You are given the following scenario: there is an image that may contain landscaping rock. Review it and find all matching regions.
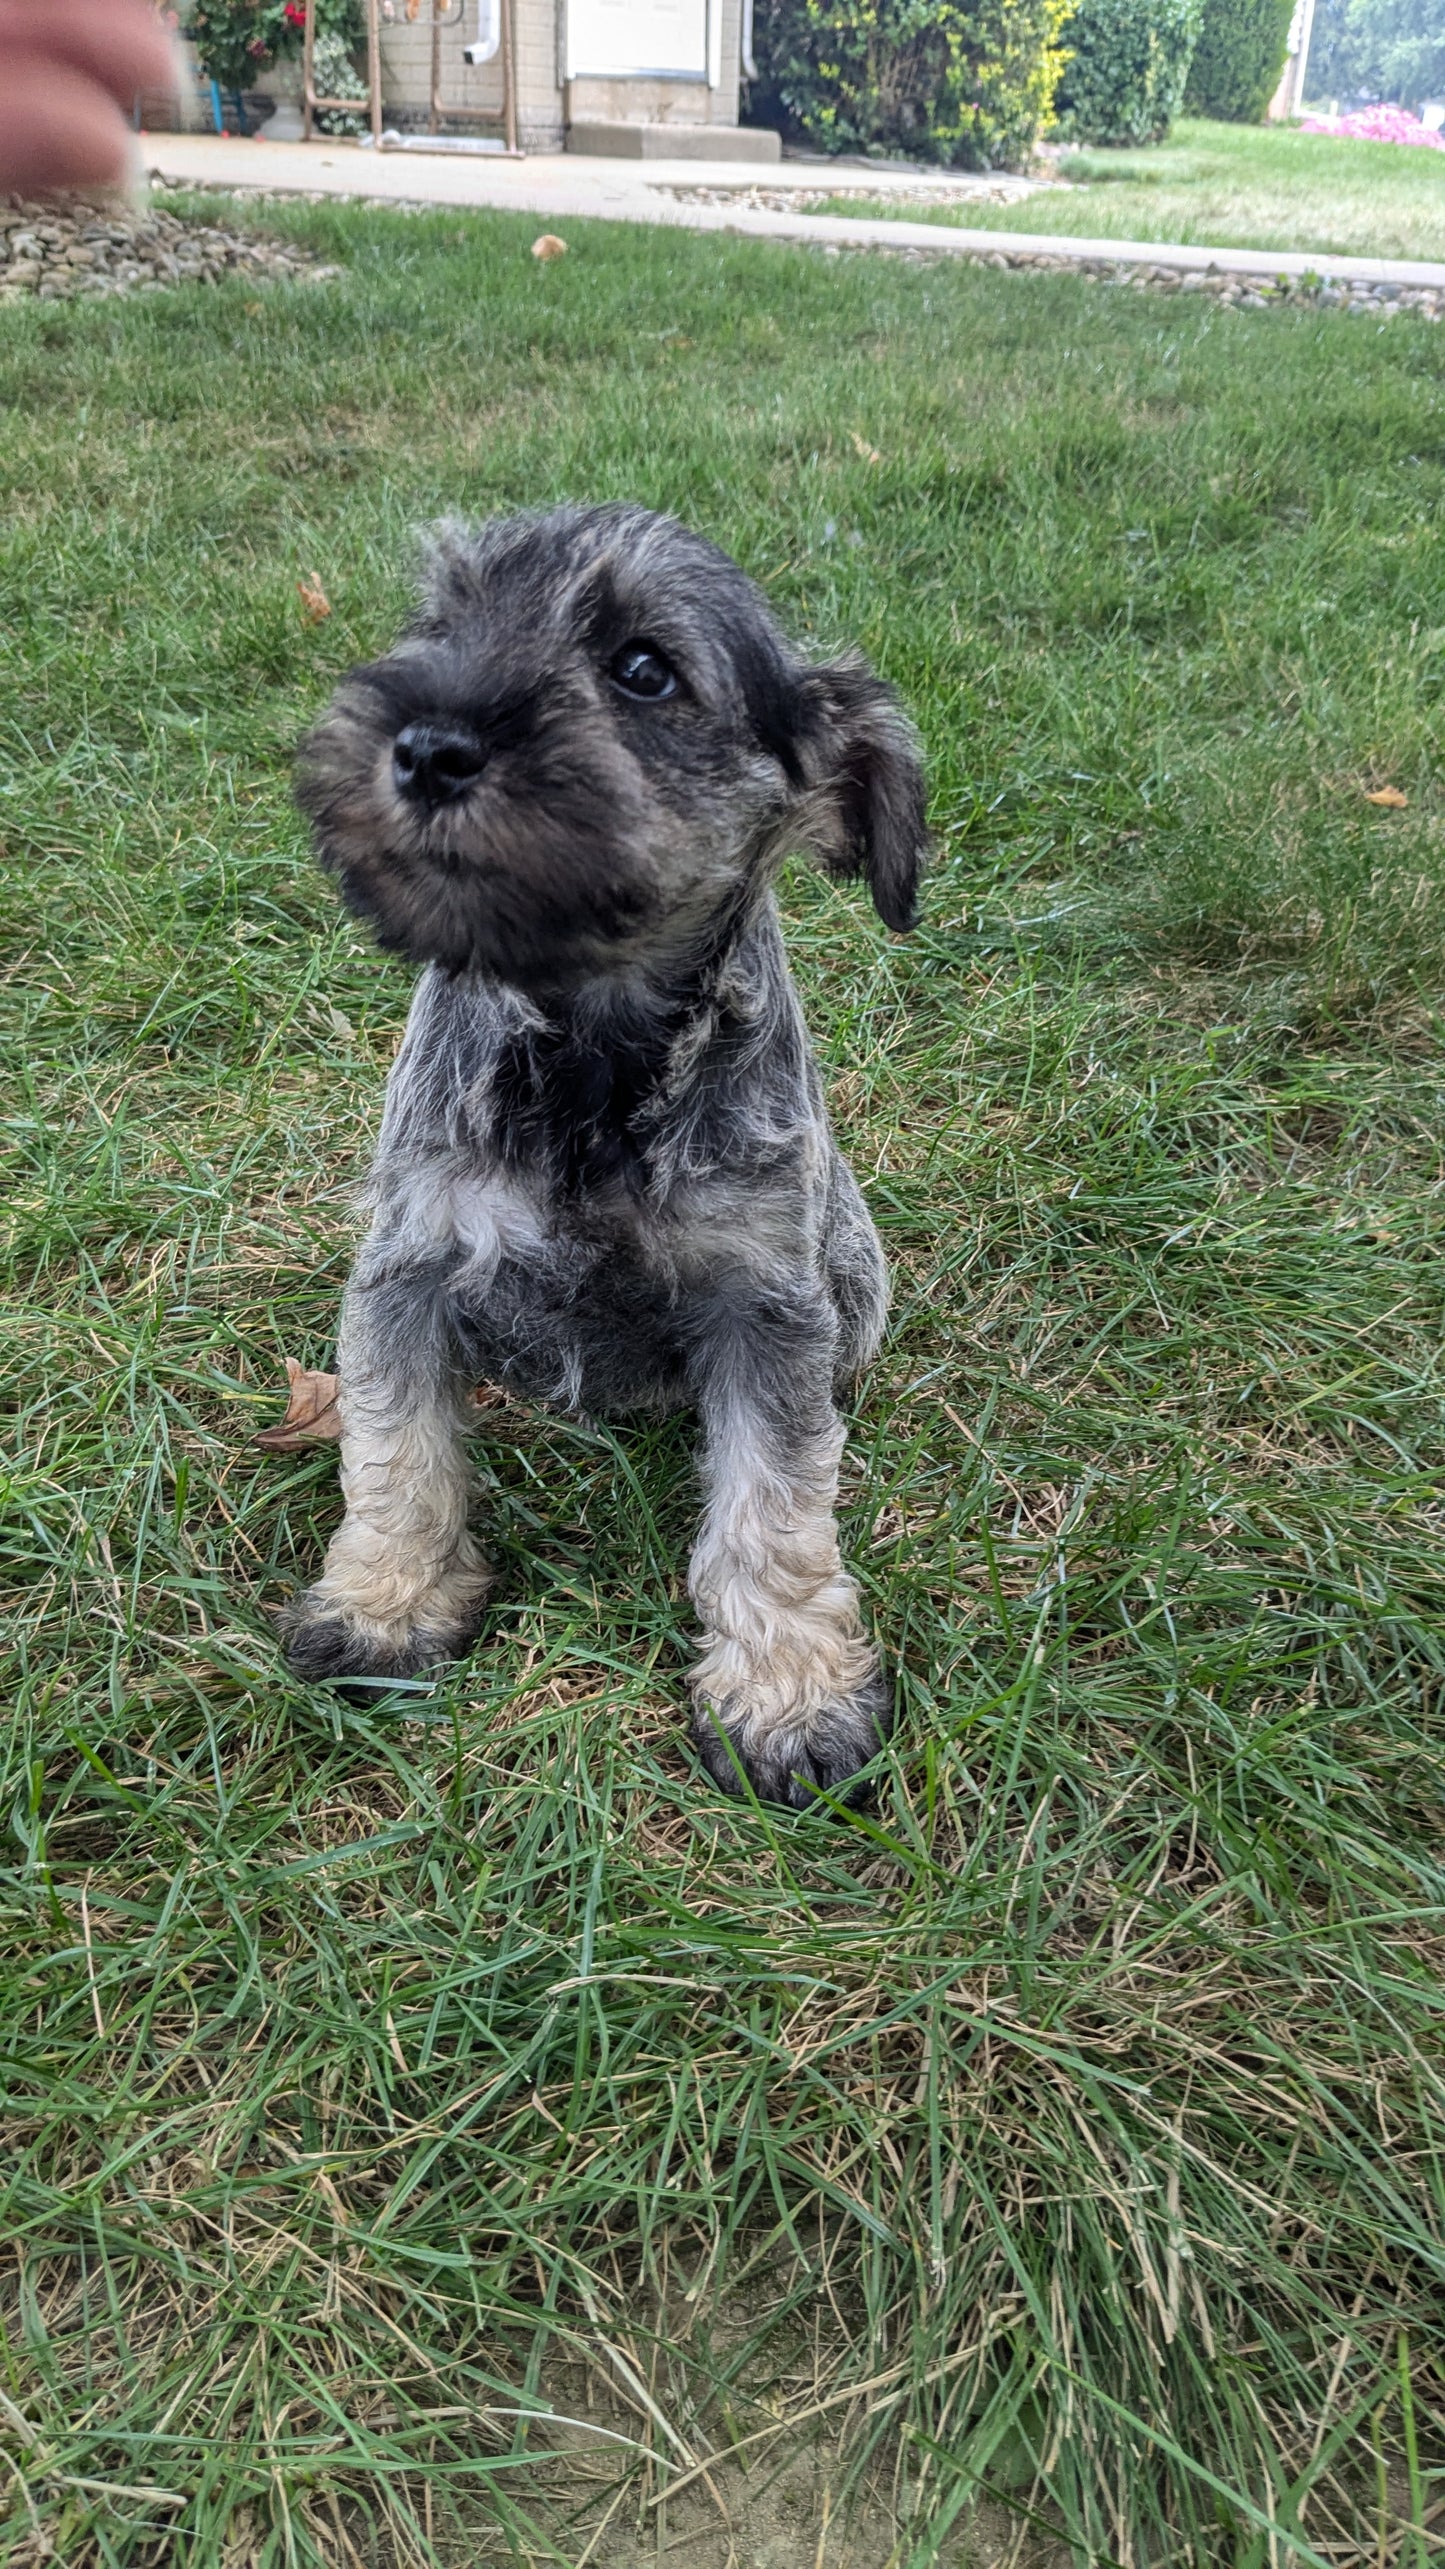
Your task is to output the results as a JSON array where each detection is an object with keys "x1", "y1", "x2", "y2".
[
  {"x1": 663, "y1": 185, "x2": 1445, "y2": 320},
  {"x1": 0, "y1": 194, "x2": 338, "y2": 305},
  {"x1": 671, "y1": 180, "x2": 1049, "y2": 217},
  {"x1": 849, "y1": 238, "x2": 1443, "y2": 319}
]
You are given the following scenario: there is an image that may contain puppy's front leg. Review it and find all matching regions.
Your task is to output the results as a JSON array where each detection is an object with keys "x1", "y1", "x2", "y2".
[
  {"x1": 687, "y1": 1290, "x2": 890, "y2": 1807},
  {"x1": 282, "y1": 1259, "x2": 489, "y2": 1690}
]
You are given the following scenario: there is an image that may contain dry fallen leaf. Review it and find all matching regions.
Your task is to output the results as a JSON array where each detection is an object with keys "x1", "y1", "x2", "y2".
[
  {"x1": 531, "y1": 234, "x2": 568, "y2": 262},
  {"x1": 297, "y1": 574, "x2": 331, "y2": 624},
  {"x1": 255, "y1": 1358, "x2": 342, "y2": 1451},
  {"x1": 849, "y1": 429, "x2": 882, "y2": 464},
  {"x1": 1364, "y1": 785, "x2": 1408, "y2": 807},
  {"x1": 244, "y1": 298, "x2": 263, "y2": 318},
  {"x1": 256, "y1": 1362, "x2": 500, "y2": 1454}
]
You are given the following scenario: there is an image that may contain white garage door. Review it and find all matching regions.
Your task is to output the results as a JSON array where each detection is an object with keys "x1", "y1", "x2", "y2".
[{"x1": 566, "y1": 0, "x2": 709, "y2": 79}]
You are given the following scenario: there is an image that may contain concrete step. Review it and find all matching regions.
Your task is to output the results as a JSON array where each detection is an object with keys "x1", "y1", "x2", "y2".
[{"x1": 565, "y1": 121, "x2": 780, "y2": 162}]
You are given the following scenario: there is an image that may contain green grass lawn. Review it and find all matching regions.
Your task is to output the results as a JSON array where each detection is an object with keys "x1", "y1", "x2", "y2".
[
  {"x1": 815, "y1": 117, "x2": 1445, "y2": 262},
  {"x1": 3, "y1": 195, "x2": 1445, "y2": 2569}
]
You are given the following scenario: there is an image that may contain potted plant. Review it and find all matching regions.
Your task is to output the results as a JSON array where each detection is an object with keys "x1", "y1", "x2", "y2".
[{"x1": 185, "y1": 0, "x2": 364, "y2": 134}]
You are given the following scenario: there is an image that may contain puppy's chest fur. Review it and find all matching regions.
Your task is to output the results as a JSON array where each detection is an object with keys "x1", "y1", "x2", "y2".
[
  {"x1": 487, "y1": 1011, "x2": 679, "y2": 1196},
  {"x1": 371, "y1": 955, "x2": 822, "y2": 1415},
  {"x1": 456, "y1": 1208, "x2": 687, "y2": 1415}
]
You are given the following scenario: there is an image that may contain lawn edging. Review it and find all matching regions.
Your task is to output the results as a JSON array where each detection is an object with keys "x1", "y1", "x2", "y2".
[
  {"x1": 139, "y1": 133, "x2": 1445, "y2": 297},
  {"x1": 689, "y1": 199, "x2": 1445, "y2": 289}
]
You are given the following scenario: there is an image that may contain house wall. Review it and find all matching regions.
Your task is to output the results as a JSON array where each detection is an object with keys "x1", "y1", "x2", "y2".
[
  {"x1": 567, "y1": 0, "x2": 742, "y2": 125},
  {"x1": 565, "y1": 0, "x2": 740, "y2": 123},
  {"x1": 375, "y1": 6, "x2": 565, "y2": 150},
  {"x1": 375, "y1": 2, "x2": 743, "y2": 145}
]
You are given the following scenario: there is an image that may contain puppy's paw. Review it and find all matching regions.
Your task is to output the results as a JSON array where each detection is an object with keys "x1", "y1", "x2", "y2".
[
  {"x1": 280, "y1": 1577, "x2": 489, "y2": 1700},
  {"x1": 690, "y1": 1657, "x2": 892, "y2": 1810}
]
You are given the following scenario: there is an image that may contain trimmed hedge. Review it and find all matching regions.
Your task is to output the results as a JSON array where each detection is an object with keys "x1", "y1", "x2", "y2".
[
  {"x1": 749, "y1": 0, "x2": 1072, "y2": 171},
  {"x1": 1055, "y1": 0, "x2": 1202, "y2": 143},
  {"x1": 1183, "y1": 0, "x2": 1295, "y2": 119}
]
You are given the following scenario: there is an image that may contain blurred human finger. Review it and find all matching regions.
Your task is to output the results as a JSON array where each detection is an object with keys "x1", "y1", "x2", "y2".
[
  {"x1": 0, "y1": 0, "x2": 178, "y2": 110},
  {"x1": 0, "y1": 1, "x2": 180, "y2": 193}
]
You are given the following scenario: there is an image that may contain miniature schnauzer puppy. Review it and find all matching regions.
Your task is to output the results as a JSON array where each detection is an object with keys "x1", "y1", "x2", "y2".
[{"x1": 283, "y1": 503, "x2": 927, "y2": 1807}]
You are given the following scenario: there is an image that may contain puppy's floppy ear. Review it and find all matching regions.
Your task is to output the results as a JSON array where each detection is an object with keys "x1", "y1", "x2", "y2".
[{"x1": 795, "y1": 654, "x2": 929, "y2": 933}]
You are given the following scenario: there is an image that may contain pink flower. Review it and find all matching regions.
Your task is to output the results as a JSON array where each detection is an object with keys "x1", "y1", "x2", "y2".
[{"x1": 1300, "y1": 105, "x2": 1445, "y2": 148}]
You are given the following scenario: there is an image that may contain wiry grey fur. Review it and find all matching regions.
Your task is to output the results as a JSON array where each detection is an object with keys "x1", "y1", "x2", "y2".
[{"x1": 282, "y1": 503, "x2": 928, "y2": 1807}]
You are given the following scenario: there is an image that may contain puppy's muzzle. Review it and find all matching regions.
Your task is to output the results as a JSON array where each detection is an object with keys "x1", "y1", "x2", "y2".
[{"x1": 392, "y1": 720, "x2": 489, "y2": 811}]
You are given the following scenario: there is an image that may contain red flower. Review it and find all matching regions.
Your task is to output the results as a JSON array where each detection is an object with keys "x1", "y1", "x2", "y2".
[{"x1": 284, "y1": 2, "x2": 306, "y2": 23}]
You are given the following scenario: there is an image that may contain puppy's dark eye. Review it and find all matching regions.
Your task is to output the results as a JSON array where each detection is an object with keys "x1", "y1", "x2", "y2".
[{"x1": 609, "y1": 641, "x2": 678, "y2": 702}]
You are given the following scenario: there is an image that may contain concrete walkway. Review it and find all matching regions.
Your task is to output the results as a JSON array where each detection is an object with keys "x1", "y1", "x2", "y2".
[{"x1": 140, "y1": 132, "x2": 1445, "y2": 292}]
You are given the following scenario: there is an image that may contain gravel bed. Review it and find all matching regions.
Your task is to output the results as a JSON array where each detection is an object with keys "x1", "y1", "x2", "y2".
[
  {"x1": 666, "y1": 188, "x2": 1445, "y2": 316},
  {"x1": 0, "y1": 195, "x2": 338, "y2": 304},
  {"x1": 666, "y1": 180, "x2": 1054, "y2": 213},
  {"x1": 928, "y1": 250, "x2": 1443, "y2": 315},
  {"x1": 942, "y1": 246, "x2": 1445, "y2": 315}
]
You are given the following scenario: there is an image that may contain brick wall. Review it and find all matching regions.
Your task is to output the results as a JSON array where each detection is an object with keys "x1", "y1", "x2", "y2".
[
  {"x1": 514, "y1": 0, "x2": 565, "y2": 146},
  {"x1": 376, "y1": 3, "x2": 743, "y2": 144},
  {"x1": 376, "y1": 4, "x2": 563, "y2": 149}
]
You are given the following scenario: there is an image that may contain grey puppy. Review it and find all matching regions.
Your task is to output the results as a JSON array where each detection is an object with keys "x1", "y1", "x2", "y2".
[{"x1": 283, "y1": 503, "x2": 927, "y2": 1807}]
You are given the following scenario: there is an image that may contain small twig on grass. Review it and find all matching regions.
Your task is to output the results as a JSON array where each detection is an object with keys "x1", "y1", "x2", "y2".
[{"x1": 79, "y1": 1875, "x2": 105, "y2": 2042}]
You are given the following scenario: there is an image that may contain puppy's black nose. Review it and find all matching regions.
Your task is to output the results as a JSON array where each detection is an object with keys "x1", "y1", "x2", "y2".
[{"x1": 392, "y1": 720, "x2": 488, "y2": 808}]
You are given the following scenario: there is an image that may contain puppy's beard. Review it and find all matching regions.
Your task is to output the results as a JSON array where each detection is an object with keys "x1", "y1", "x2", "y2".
[
  {"x1": 331, "y1": 792, "x2": 660, "y2": 989},
  {"x1": 306, "y1": 706, "x2": 779, "y2": 997}
]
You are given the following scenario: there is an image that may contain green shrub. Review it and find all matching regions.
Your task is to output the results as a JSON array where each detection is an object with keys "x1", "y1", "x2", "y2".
[
  {"x1": 1183, "y1": 0, "x2": 1295, "y2": 118},
  {"x1": 750, "y1": 0, "x2": 1073, "y2": 170},
  {"x1": 185, "y1": 0, "x2": 360, "y2": 93},
  {"x1": 1054, "y1": 0, "x2": 1202, "y2": 141},
  {"x1": 312, "y1": 27, "x2": 367, "y2": 134}
]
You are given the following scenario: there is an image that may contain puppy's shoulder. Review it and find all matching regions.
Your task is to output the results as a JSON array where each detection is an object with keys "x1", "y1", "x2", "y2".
[{"x1": 378, "y1": 967, "x2": 525, "y2": 1155}]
